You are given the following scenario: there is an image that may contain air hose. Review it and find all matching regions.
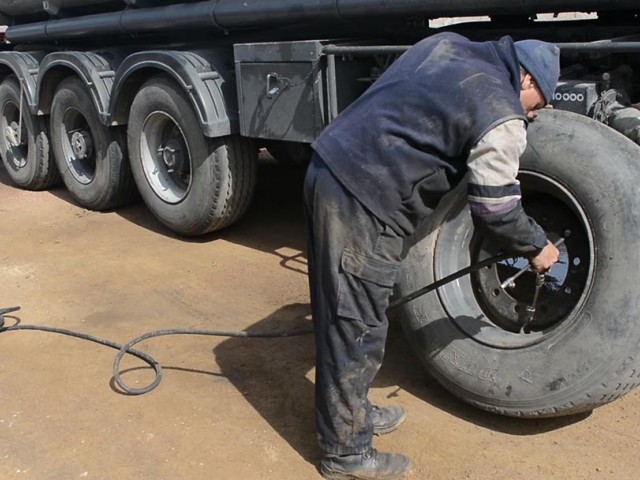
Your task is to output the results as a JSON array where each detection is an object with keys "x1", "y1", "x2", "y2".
[
  {"x1": 0, "y1": 250, "x2": 513, "y2": 396},
  {"x1": 0, "y1": 307, "x2": 315, "y2": 395}
]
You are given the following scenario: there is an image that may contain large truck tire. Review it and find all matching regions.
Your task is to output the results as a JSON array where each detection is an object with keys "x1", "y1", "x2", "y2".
[
  {"x1": 50, "y1": 76, "x2": 136, "y2": 210},
  {"x1": 396, "y1": 110, "x2": 640, "y2": 418},
  {"x1": 127, "y1": 75, "x2": 257, "y2": 236},
  {"x1": 0, "y1": 75, "x2": 59, "y2": 190}
]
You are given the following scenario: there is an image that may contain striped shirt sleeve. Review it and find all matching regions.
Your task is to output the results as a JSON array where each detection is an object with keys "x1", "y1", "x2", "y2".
[{"x1": 467, "y1": 119, "x2": 548, "y2": 255}]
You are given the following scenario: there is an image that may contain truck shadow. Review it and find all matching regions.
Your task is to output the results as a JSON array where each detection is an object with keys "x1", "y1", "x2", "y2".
[
  {"x1": 11, "y1": 152, "x2": 309, "y2": 263},
  {"x1": 220, "y1": 158, "x2": 308, "y2": 274},
  {"x1": 1, "y1": 152, "x2": 308, "y2": 278},
  {"x1": 115, "y1": 157, "x2": 310, "y2": 272},
  {"x1": 212, "y1": 302, "x2": 589, "y2": 466}
]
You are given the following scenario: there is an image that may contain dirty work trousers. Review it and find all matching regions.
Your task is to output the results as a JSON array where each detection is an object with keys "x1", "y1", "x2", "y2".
[{"x1": 304, "y1": 153, "x2": 405, "y2": 455}]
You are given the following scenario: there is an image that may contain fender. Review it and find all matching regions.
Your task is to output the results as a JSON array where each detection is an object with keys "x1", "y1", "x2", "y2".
[
  {"x1": 0, "y1": 51, "x2": 46, "y2": 115},
  {"x1": 109, "y1": 49, "x2": 238, "y2": 138},
  {"x1": 37, "y1": 50, "x2": 125, "y2": 124}
]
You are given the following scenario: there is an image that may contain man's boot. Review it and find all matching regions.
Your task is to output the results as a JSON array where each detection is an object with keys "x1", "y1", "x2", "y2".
[
  {"x1": 371, "y1": 405, "x2": 406, "y2": 436},
  {"x1": 320, "y1": 448, "x2": 410, "y2": 479}
]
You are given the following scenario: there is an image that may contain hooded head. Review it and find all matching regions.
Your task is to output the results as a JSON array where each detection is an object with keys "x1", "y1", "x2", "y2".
[{"x1": 515, "y1": 39, "x2": 561, "y2": 105}]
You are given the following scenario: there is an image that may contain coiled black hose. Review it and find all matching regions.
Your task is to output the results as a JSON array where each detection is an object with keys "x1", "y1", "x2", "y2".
[
  {"x1": 0, "y1": 250, "x2": 513, "y2": 395},
  {"x1": 0, "y1": 306, "x2": 313, "y2": 395}
]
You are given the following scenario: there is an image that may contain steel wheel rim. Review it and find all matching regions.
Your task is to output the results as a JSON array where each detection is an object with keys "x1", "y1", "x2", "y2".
[
  {"x1": 140, "y1": 111, "x2": 192, "y2": 204},
  {"x1": 1, "y1": 100, "x2": 28, "y2": 170},
  {"x1": 60, "y1": 107, "x2": 96, "y2": 185},
  {"x1": 434, "y1": 171, "x2": 595, "y2": 349}
]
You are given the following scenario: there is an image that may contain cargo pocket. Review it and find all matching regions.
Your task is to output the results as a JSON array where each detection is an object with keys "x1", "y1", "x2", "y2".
[{"x1": 336, "y1": 248, "x2": 401, "y2": 327}]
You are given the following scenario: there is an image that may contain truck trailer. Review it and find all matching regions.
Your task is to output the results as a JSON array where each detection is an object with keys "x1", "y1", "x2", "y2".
[{"x1": 1, "y1": 0, "x2": 640, "y2": 419}]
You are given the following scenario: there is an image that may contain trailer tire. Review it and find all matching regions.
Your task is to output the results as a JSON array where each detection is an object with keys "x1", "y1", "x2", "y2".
[
  {"x1": 0, "y1": 75, "x2": 59, "y2": 190},
  {"x1": 50, "y1": 76, "x2": 136, "y2": 210},
  {"x1": 127, "y1": 75, "x2": 257, "y2": 236},
  {"x1": 396, "y1": 110, "x2": 640, "y2": 417}
]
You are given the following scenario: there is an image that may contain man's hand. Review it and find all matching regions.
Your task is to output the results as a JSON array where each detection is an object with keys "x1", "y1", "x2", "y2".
[{"x1": 528, "y1": 240, "x2": 560, "y2": 272}]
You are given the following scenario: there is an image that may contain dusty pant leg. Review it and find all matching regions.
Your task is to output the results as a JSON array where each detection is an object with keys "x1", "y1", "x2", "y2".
[{"x1": 304, "y1": 153, "x2": 403, "y2": 455}]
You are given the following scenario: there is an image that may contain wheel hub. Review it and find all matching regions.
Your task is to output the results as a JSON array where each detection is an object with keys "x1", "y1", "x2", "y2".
[
  {"x1": 141, "y1": 111, "x2": 192, "y2": 204},
  {"x1": 70, "y1": 129, "x2": 93, "y2": 160},
  {"x1": 472, "y1": 194, "x2": 590, "y2": 334},
  {"x1": 5, "y1": 121, "x2": 25, "y2": 148},
  {"x1": 158, "y1": 138, "x2": 184, "y2": 173},
  {"x1": 431, "y1": 171, "x2": 594, "y2": 348}
]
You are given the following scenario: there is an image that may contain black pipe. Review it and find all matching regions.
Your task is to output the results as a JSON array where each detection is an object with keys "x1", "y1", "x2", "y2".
[
  {"x1": 41, "y1": 3, "x2": 223, "y2": 40},
  {"x1": 323, "y1": 42, "x2": 640, "y2": 56},
  {"x1": 44, "y1": 11, "x2": 125, "y2": 39},
  {"x1": 6, "y1": 0, "x2": 640, "y2": 44},
  {"x1": 555, "y1": 42, "x2": 640, "y2": 53},
  {"x1": 323, "y1": 46, "x2": 410, "y2": 55},
  {"x1": 0, "y1": 0, "x2": 112, "y2": 17}
]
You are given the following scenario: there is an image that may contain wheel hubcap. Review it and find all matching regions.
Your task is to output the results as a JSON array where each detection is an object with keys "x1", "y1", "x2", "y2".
[
  {"x1": 1, "y1": 102, "x2": 28, "y2": 169},
  {"x1": 60, "y1": 108, "x2": 96, "y2": 184},
  {"x1": 140, "y1": 112, "x2": 191, "y2": 204},
  {"x1": 5, "y1": 120, "x2": 25, "y2": 148},
  {"x1": 70, "y1": 129, "x2": 93, "y2": 160},
  {"x1": 158, "y1": 138, "x2": 184, "y2": 173}
]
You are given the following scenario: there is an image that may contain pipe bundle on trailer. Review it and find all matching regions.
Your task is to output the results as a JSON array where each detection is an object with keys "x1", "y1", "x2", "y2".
[
  {"x1": 3, "y1": 0, "x2": 639, "y2": 44},
  {"x1": 0, "y1": 0, "x2": 197, "y2": 17},
  {"x1": 0, "y1": 0, "x2": 109, "y2": 17}
]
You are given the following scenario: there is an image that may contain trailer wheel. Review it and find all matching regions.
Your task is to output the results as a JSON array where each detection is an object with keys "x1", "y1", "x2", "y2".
[
  {"x1": 127, "y1": 75, "x2": 257, "y2": 236},
  {"x1": 397, "y1": 110, "x2": 640, "y2": 417},
  {"x1": 0, "y1": 75, "x2": 59, "y2": 190},
  {"x1": 50, "y1": 76, "x2": 135, "y2": 210}
]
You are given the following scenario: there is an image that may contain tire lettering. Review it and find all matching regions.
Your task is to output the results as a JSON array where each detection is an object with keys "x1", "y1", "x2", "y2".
[
  {"x1": 441, "y1": 349, "x2": 497, "y2": 383},
  {"x1": 548, "y1": 358, "x2": 597, "y2": 391},
  {"x1": 519, "y1": 369, "x2": 533, "y2": 384},
  {"x1": 478, "y1": 368, "x2": 497, "y2": 383},
  {"x1": 616, "y1": 357, "x2": 637, "y2": 375},
  {"x1": 409, "y1": 306, "x2": 427, "y2": 324}
]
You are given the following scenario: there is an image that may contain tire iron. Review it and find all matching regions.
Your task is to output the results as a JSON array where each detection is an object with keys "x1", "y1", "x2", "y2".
[
  {"x1": 520, "y1": 272, "x2": 545, "y2": 334},
  {"x1": 500, "y1": 237, "x2": 565, "y2": 290}
]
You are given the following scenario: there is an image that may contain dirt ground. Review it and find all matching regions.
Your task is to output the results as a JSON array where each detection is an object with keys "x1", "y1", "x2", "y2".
[{"x1": 1, "y1": 159, "x2": 639, "y2": 480}]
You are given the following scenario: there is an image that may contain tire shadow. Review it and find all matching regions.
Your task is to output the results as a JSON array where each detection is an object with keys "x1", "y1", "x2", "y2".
[
  {"x1": 377, "y1": 311, "x2": 591, "y2": 436},
  {"x1": 2, "y1": 150, "x2": 310, "y2": 270},
  {"x1": 114, "y1": 156, "x2": 310, "y2": 257}
]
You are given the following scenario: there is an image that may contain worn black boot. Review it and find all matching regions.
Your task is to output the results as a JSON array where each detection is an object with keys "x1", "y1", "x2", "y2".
[
  {"x1": 371, "y1": 405, "x2": 406, "y2": 436},
  {"x1": 320, "y1": 448, "x2": 411, "y2": 480}
]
